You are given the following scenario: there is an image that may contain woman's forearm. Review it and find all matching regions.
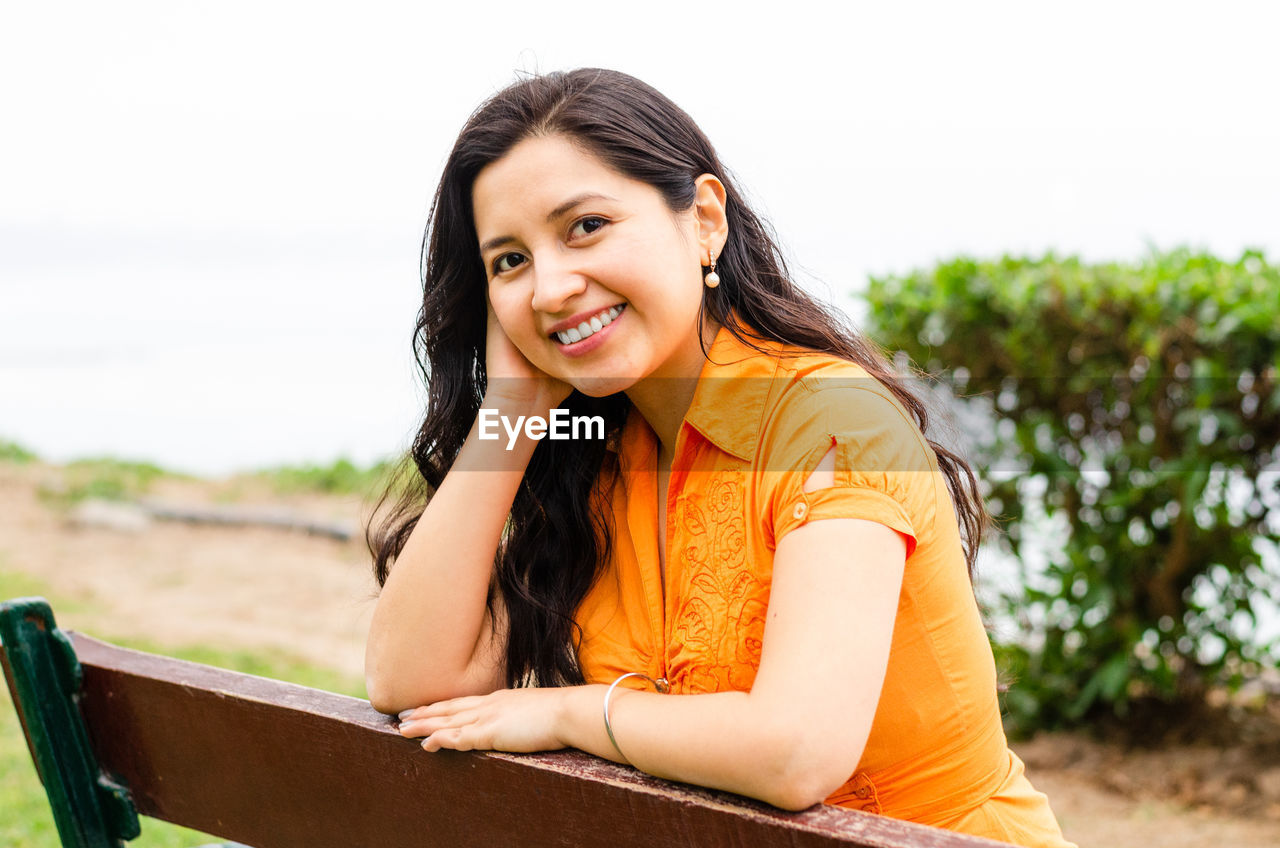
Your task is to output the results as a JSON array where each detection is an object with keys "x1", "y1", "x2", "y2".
[
  {"x1": 553, "y1": 520, "x2": 899, "y2": 810},
  {"x1": 365, "y1": 406, "x2": 537, "y2": 713},
  {"x1": 555, "y1": 685, "x2": 846, "y2": 812}
]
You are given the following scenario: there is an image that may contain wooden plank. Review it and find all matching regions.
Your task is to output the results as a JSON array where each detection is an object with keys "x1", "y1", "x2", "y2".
[{"x1": 70, "y1": 633, "x2": 1006, "y2": 848}]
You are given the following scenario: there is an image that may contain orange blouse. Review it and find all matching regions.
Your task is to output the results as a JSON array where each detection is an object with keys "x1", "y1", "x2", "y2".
[{"x1": 574, "y1": 322, "x2": 1075, "y2": 848}]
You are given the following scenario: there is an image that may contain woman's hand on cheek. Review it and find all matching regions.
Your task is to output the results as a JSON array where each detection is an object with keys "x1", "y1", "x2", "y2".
[
  {"x1": 483, "y1": 296, "x2": 573, "y2": 413},
  {"x1": 397, "y1": 688, "x2": 568, "y2": 754}
]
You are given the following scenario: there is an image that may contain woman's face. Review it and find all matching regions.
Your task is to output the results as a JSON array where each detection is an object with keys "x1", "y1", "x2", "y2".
[{"x1": 472, "y1": 134, "x2": 716, "y2": 399}]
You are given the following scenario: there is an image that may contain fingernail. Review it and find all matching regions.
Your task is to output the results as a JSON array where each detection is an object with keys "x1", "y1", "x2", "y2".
[{"x1": 398, "y1": 709, "x2": 415, "y2": 720}]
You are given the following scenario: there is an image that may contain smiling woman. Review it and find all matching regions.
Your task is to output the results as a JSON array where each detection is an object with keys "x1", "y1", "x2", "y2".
[{"x1": 363, "y1": 68, "x2": 1075, "y2": 847}]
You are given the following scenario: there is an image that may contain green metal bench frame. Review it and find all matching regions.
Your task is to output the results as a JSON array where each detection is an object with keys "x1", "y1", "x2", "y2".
[{"x1": 0, "y1": 597, "x2": 138, "y2": 847}]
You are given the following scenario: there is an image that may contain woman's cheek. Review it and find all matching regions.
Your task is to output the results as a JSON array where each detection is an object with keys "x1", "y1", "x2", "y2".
[{"x1": 491, "y1": 290, "x2": 533, "y2": 343}]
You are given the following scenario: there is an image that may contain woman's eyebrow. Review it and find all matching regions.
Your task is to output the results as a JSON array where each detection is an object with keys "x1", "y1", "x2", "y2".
[
  {"x1": 544, "y1": 192, "x2": 617, "y2": 223},
  {"x1": 478, "y1": 192, "x2": 618, "y2": 255}
]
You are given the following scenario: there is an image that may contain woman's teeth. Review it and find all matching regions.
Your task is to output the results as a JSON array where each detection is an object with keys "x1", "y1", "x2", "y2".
[{"x1": 556, "y1": 305, "x2": 623, "y2": 345}]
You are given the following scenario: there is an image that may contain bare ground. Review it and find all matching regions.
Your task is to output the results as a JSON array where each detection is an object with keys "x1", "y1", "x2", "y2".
[
  {"x1": 0, "y1": 462, "x2": 378, "y2": 678},
  {"x1": 2, "y1": 461, "x2": 1278, "y2": 848}
]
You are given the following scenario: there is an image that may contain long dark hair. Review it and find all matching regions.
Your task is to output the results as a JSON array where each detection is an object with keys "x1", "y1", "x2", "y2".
[{"x1": 369, "y1": 68, "x2": 988, "y2": 689}]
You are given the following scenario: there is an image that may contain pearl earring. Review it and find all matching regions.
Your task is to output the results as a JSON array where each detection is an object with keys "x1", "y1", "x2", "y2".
[{"x1": 704, "y1": 250, "x2": 720, "y2": 288}]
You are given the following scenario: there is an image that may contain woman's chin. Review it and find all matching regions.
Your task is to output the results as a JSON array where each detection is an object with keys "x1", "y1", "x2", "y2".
[{"x1": 571, "y1": 375, "x2": 637, "y2": 399}]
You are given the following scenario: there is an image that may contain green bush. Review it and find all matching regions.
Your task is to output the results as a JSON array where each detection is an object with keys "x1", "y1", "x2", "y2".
[{"x1": 865, "y1": 247, "x2": 1280, "y2": 734}]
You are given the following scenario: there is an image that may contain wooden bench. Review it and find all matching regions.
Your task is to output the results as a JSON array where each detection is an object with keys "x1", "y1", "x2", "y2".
[{"x1": 1, "y1": 597, "x2": 1007, "y2": 848}]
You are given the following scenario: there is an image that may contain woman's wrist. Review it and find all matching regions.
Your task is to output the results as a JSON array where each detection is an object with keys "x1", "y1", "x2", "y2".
[
  {"x1": 445, "y1": 403, "x2": 542, "y2": 471},
  {"x1": 470, "y1": 391, "x2": 578, "y2": 461},
  {"x1": 481, "y1": 383, "x2": 569, "y2": 419},
  {"x1": 479, "y1": 393, "x2": 544, "y2": 419},
  {"x1": 554, "y1": 684, "x2": 611, "y2": 756}
]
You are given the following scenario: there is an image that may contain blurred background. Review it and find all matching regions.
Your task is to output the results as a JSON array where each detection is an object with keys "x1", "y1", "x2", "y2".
[
  {"x1": 2, "y1": 2, "x2": 1278, "y2": 846},
  {"x1": 3, "y1": 0, "x2": 1277, "y2": 473}
]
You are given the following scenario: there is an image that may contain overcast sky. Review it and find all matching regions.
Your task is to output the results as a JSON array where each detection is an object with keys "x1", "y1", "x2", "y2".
[{"x1": 2, "y1": 1, "x2": 1278, "y2": 475}]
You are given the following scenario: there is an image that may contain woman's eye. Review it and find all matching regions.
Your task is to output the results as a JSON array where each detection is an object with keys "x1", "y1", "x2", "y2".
[
  {"x1": 570, "y1": 216, "x2": 607, "y2": 239},
  {"x1": 493, "y1": 253, "x2": 526, "y2": 275}
]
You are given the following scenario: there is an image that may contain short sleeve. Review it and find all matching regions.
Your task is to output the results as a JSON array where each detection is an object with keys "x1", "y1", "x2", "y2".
[{"x1": 765, "y1": 381, "x2": 935, "y2": 558}]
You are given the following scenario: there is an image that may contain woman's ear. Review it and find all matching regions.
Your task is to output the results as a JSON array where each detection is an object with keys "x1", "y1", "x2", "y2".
[{"x1": 692, "y1": 174, "x2": 729, "y2": 260}]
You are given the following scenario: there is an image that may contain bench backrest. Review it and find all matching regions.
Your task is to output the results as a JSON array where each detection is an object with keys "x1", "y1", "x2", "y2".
[{"x1": 2, "y1": 597, "x2": 1003, "y2": 848}]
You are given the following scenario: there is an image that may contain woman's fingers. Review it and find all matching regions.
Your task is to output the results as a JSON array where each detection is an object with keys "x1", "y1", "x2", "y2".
[
  {"x1": 422, "y1": 725, "x2": 478, "y2": 752},
  {"x1": 399, "y1": 687, "x2": 564, "y2": 754},
  {"x1": 399, "y1": 708, "x2": 481, "y2": 739},
  {"x1": 398, "y1": 695, "x2": 485, "y2": 722}
]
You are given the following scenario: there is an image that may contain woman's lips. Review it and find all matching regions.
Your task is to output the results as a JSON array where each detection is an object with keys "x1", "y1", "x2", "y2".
[{"x1": 553, "y1": 304, "x2": 625, "y2": 357}]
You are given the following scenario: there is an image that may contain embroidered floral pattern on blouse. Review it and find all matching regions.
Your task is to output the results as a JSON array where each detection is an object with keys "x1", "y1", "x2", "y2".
[{"x1": 668, "y1": 473, "x2": 768, "y2": 694}]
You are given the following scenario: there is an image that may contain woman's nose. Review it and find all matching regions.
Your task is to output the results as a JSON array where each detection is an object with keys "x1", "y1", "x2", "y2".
[{"x1": 529, "y1": 257, "x2": 589, "y2": 314}]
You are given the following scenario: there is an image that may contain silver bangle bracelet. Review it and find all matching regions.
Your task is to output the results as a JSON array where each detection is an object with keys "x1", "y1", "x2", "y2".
[{"x1": 602, "y1": 672, "x2": 669, "y2": 763}]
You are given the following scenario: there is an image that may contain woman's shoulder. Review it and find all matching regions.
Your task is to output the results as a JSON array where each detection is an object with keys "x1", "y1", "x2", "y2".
[
  {"x1": 699, "y1": 323, "x2": 936, "y2": 476},
  {"x1": 767, "y1": 340, "x2": 893, "y2": 399},
  {"x1": 762, "y1": 344, "x2": 934, "y2": 468}
]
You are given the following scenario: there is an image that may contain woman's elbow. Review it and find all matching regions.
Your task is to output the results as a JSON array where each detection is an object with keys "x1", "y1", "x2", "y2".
[
  {"x1": 364, "y1": 642, "x2": 438, "y2": 714},
  {"x1": 765, "y1": 766, "x2": 852, "y2": 812},
  {"x1": 366, "y1": 660, "x2": 502, "y2": 715},
  {"x1": 365, "y1": 670, "x2": 447, "y2": 716},
  {"x1": 364, "y1": 659, "x2": 433, "y2": 715},
  {"x1": 365, "y1": 671, "x2": 406, "y2": 716},
  {"x1": 762, "y1": 728, "x2": 865, "y2": 812}
]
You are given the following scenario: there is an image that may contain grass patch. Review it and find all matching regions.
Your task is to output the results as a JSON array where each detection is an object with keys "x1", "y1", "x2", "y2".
[
  {"x1": 0, "y1": 440, "x2": 37, "y2": 464},
  {"x1": 37, "y1": 457, "x2": 189, "y2": 507},
  {"x1": 251, "y1": 456, "x2": 405, "y2": 498},
  {"x1": 0, "y1": 571, "x2": 96, "y2": 618},
  {"x1": 10, "y1": 447, "x2": 414, "y2": 504}
]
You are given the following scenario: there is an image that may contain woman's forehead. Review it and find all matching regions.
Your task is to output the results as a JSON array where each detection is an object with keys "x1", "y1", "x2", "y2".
[{"x1": 472, "y1": 135, "x2": 643, "y2": 230}]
